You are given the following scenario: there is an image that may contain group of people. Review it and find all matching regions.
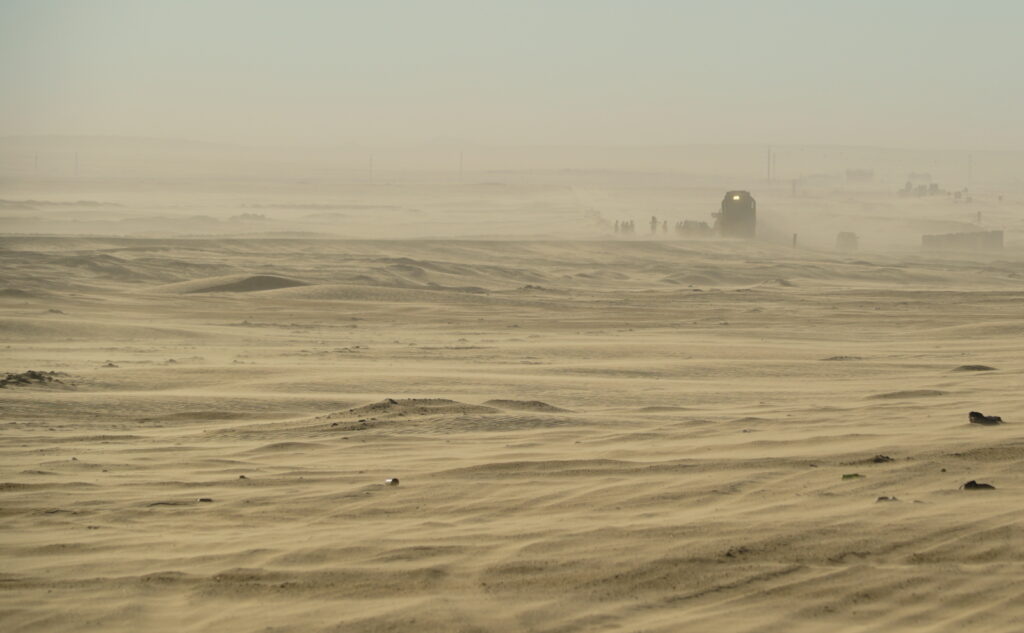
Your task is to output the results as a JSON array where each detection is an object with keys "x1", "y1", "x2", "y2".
[
  {"x1": 613, "y1": 219, "x2": 637, "y2": 234},
  {"x1": 613, "y1": 216, "x2": 670, "y2": 235}
]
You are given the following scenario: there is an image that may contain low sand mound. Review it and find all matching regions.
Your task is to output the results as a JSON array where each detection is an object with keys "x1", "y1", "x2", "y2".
[
  {"x1": 374, "y1": 256, "x2": 549, "y2": 289},
  {"x1": 137, "y1": 410, "x2": 249, "y2": 424},
  {"x1": 268, "y1": 283, "x2": 500, "y2": 304},
  {"x1": 55, "y1": 254, "x2": 157, "y2": 282},
  {"x1": 0, "y1": 288, "x2": 38, "y2": 298},
  {"x1": 342, "y1": 398, "x2": 499, "y2": 419},
  {"x1": 574, "y1": 270, "x2": 630, "y2": 281},
  {"x1": 156, "y1": 274, "x2": 308, "y2": 294},
  {"x1": 756, "y1": 277, "x2": 796, "y2": 288},
  {"x1": 660, "y1": 269, "x2": 806, "y2": 288},
  {"x1": 187, "y1": 275, "x2": 308, "y2": 293},
  {"x1": 0, "y1": 317, "x2": 217, "y2": 341},
  {"x1": 869, "y1": 389, "x2": 946, "y2": 399},
  {"x1": 246, "y1": 441, "x2": 325, "y2": 453},
  {"x1": 483, "y1": 399, "x2": 569, "y2": 412}
]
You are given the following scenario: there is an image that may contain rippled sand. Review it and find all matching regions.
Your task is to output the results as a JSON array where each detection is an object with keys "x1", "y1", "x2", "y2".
[{"x1": 2, "y1": 236, "x2": 1023, "y2": 632}]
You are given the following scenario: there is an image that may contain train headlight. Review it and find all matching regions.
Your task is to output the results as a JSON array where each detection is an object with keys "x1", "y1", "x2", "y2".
[{"x1": 732, "y1": 195, "x2": 741, "y2": 200}]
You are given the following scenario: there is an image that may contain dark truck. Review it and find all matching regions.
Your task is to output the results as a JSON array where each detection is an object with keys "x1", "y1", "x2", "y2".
[{"x1": 714, "y1": 190, "x2": 756, "y2": 238}]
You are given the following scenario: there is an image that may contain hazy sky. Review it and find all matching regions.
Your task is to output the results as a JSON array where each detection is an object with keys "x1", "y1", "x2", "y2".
[{"x1": 2, "y1": 0, "x2": 1022, "y2": 149}]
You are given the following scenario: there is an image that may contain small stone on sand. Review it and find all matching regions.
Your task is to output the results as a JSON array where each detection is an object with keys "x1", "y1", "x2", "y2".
[{"x1": 969, "y1": 411, "x2": 1003, "y2": 425}]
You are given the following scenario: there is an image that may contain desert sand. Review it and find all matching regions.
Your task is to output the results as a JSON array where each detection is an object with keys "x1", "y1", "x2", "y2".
[
  {"x1": 2, "y1": 201, "x2": 1023, "y2": 633},
  {"x1": 5, "y1": 1, "x2": 1024, "y2": 628}
]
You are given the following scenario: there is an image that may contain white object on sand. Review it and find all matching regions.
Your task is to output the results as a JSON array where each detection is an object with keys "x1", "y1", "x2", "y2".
[{"x1": 384, "y1": 478, "x2": 400, "y2": 486}]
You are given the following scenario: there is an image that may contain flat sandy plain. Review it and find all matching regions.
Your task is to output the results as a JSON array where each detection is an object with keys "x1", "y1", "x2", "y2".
[{"x1": 2, "y1": 232, "x2": 1024, "y2": 632}]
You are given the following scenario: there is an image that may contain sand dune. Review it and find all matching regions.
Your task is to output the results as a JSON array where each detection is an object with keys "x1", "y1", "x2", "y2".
[
  {"x1": 159, "y1": 274, "x2": 309, "y2": 294},
  {"x1": 2, "y1": 235, "x2": 1023, "y2": 633},
  {"x1": 267, "y1": 283, "x2": 499, "y2": 303},
  {"x1": 484, "y1": 399, "x2": 569, "y2": 412}
]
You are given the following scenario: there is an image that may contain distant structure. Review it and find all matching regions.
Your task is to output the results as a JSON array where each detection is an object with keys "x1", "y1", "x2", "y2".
[
  {"x1": 836, "y1": 232, "x2": 859, "y2": 252},
  {"x1": 922, "y1": 230, "x2": 1003, "y2": 252},
  {"x1": 900, "y1": 173, "x2": 949, "y2": 198},
  {"x1": 845, "y1": 169, "x2": 874, "y2": 184},
  {"x1": 713, "y1": 191, "x2": 756, "y2": 238},
  {"x1": 953, "y1": 188, "x2": 973, "y2": 203}
]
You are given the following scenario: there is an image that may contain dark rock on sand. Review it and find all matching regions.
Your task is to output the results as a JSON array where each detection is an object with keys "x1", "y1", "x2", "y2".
[
  {"x1": 969, "y1": 411, "x2": 1003, "y2": 425},
  {"x1": 953, "y1": 365, "x2": 996, "y2": 372},
  {"x1": 961, "y1": 480, "x2": 996, "y2": 490},
  {"x1": 723, "y1": 546, "x2": 751, "y2": 558},
  {"x1": 0, "y1": 370, "x2": 65, "y2": 388}
]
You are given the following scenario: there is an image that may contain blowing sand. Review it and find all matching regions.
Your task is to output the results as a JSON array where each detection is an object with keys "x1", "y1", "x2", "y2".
[{"x1": 2, "y1": 236, "x2": 1023, "y2": 632}]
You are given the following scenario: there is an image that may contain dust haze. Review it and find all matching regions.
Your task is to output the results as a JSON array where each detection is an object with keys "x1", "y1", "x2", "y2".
[{"x1": 3, "y1": 2, "x2": 1024, "y2": 633}]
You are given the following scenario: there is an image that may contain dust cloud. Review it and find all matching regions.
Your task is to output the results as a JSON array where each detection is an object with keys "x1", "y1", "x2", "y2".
[{"x1": 3, "y1": 3, "x2": 1024, "y2": 633}]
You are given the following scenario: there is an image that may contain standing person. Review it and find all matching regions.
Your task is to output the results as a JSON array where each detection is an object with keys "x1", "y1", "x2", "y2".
[{"x1": 650, "y1": 216, "x2": 658, "y2": 234}]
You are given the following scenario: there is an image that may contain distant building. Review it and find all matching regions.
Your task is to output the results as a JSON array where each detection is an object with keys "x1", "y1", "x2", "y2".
[{"x1": 845, "y1": 169, "x2": 874, "y2": 183}]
